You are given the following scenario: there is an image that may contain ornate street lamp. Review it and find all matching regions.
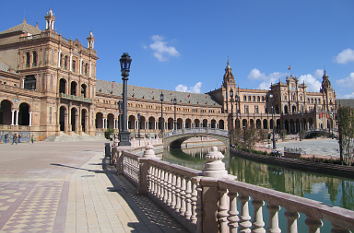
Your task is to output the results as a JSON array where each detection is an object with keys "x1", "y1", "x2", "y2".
[
  {"x1": 230, "y1": 89, "x2": 234, "y2": 131},
  {"x1": 269, "y1": 94, "x2": 276, "y2": 149},
  {"x1": 173, "y1": 97, "x2": 177, "y2": 130},
  {"x1": 118, "y1": 53, "x2": 132, "y2": 146},
  {"x1": 229, "y1": 89, "x2": 235, "y2": 146},
  {"x1": 160, "y1": 92, "x2": 164, "y2": 137}
]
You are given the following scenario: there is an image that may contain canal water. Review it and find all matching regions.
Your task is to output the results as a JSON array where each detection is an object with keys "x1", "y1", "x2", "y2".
[{"x1": 162, "y1": 145, "x2": 354, "y2": 232}]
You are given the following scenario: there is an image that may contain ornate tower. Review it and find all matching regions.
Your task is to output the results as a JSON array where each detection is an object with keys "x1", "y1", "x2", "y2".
[
  {"x1": 320, "y1": 70, "x2": 335, "y2": 111},
  {"x1": 87, "y1": 32, "x2": 95, "y2": 49},
  {"x1": 45, "y1": 9, "x2": 55, "y2": 31},
  {"x1": 222, "y1": 60, "x2": 237, "y2": 113}
]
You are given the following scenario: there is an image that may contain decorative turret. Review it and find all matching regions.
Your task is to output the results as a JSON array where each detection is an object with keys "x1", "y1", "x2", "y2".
[
  {"x1": 87, "y1": 32, "x2": 95, "y2": 49},
  {"x1": 222, "y1": 59, "x2": 236, "y2": 88},
  {"x1": 320, "y1": 70, "x2": 332, "y2": 93},
  {"x1": 45, "y1": 9, "x2": 55, "y2": 31}
]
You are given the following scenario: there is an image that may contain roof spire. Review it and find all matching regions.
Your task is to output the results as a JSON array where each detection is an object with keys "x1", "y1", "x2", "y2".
[
  {"x1": 45, "y1": 9, "x2": 55, "y2": 31},
  {"x1": 22, "y1": 17, "x2": 27, "y2": 24},
  {"x1": 226, "y1": 56, "x2": 231, "y2": 69}
]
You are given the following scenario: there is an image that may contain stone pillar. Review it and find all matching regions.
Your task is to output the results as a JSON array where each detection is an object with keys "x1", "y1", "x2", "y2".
[
  {"x1": 15, "y1": 110, "x2": 19, "y2": 125},
  {"x1": 11, "y1": 109, "x2": 15, "y2": 125},
  {"x1": 29, "y1": 112, "x2": 32, "y2": 127},
  {"x1": 202, "y1": 147, "x2": 227, "y2": 178}
]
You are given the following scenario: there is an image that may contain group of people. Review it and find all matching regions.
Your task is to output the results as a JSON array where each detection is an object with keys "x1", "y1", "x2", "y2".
[{"x1": 6, "y1": 134, "x2": 35, "y2": 144}]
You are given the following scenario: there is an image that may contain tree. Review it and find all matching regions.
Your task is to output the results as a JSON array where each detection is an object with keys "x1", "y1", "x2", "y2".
[
  {"x1": 243, "y1": 127, "x2": 258, "y2": 150},
  {"x1": 337, "y1": 106, "x2": 354, "y2": 165}
]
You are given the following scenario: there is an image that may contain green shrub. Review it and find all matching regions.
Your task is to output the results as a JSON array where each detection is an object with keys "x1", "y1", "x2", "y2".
[{"x1": 104, "y1": 128, "x2": 114, "y2": 140}]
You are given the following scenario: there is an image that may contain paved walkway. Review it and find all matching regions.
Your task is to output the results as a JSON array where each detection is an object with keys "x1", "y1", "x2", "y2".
[{"x1": 0, "y1": 141, "x2": 185, "y2": 233}]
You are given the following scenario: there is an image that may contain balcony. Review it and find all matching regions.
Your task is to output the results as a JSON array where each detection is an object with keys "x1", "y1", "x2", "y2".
[{"x1": 59, "y1": 93, "x2": 92, "y2": 104}]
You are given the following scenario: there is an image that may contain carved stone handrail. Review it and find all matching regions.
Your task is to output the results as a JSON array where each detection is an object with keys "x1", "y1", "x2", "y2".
[{"x1": 114, "y1": 147, "x2": 354, "y2": 233}]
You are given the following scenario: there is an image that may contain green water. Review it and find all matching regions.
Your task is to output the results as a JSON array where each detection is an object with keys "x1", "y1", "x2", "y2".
[{"x1": 162, "y1": 146, "x2": 354, "y2": 232}]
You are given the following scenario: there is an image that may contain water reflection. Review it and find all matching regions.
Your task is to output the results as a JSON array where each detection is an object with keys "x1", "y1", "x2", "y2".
[{"x1": 163, "y1": 146, "x2": 354, "y2": 211}]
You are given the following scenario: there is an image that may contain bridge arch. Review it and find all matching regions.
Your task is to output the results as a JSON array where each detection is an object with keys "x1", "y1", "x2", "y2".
[{"x1": 163, "y1": 128, "x2": 230, "y2": 150}]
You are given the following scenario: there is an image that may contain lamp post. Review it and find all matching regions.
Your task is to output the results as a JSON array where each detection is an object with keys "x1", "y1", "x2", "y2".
[
  {"x1": 160, "y1": 92, "x2": 164, "y2": 137},
  {"x1": 118, "y1": 53, "x2": 132, "y2": 146},
  {"x1": 235, "y1": 95, "x2": 240, "y2": 125},
  {"x1": 229, "y1": 90, "x2": 234, "y2": 146},
  {"x1": 117, "y1": 100, "x2": 122, "y2": 136},
  {"x1": 137, "y1": 113, "x2": 141, "y2": 146},
  {"x1": 269, "y1": 94, "x2": 276, "y2": 149},
  {"x1": 173, "y1": 97, "x2": 177, "y2": 131}
]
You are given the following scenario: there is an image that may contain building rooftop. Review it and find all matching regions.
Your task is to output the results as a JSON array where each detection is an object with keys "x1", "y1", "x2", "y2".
[
  {"x1": 0, "y1": 19, "x2": 41, "y2": 36},
  {"x1": 96, "y1": 80, "x2": 221, "y2": 107}
]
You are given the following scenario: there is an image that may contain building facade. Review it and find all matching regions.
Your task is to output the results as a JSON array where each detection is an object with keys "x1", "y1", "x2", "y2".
[{"x1": 0, "y1": 11, "x2": 337, "y2": 141}]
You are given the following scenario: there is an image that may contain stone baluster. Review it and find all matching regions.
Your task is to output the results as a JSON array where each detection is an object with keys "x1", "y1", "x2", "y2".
[
  {"x1": 239, "y1": 194, "x2": 252, "y2": 233},
  {"x1": 175, "y1": 175, "x2": 182, "y2": 213},
  {"x1": 167, "y1": 172, "x2": 173, "y2": 207},
  {"x1": 184, "y1": 179, "x2": 192, "y2": 220},
  {"x1": 163, "y1": 171, "x2": 169, "y2": 203},
  {"x1": 251, "y1": 200, "x2": 265, "y2": 233},
  {"x1": 171, "y1": 173, "x2": 177, "y2": 208},
  {"x1": 190, "y1": 178, "x2": 199, "y2": 224},
  {"x1": 228, "y1": 191, "x2": 239, "y2": 233},
  {"x1": 152, "y1": 166, "x2": 158, "y2": 196},
  {"x1": 159, "y1": 169, "x2": 165, "y2": 200},
  {"x1": 267, "y1": 204, "x2": 281, "y2": 233},
  {"x1": 331, "y1": 223, "x2": 351, "y2": 233},
  {"x1": 217, "y1": 187, "x2": 229, "y2": 233},
  {"x1": 148, "y1": 166, "x2": 154, "y2": 193},
  {"x1": 156, "y1": 168, "x2": 161, "y2": 198},
  {"x1": 305, "y1": 216, "x2": 323, "y2": 233},
  {"x1": 285, "y1": 210, "x2": 299, "y2": 233},
  {"x1": 180, "y1": 177, "x2": 187, "y2": 216}
]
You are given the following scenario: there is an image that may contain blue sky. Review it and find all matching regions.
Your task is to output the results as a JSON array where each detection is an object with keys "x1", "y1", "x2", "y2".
[{"x1": 2, "y1": 0, "x2": 354, "y2": 98}]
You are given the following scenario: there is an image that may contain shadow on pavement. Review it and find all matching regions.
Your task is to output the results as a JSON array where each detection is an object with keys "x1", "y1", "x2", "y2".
[
  {"x1": 102, "y1": 158, "x2": 187, "y2": 233},
  {"x1": 50, "y1": 163, "x2": 105, "y2": 174}
]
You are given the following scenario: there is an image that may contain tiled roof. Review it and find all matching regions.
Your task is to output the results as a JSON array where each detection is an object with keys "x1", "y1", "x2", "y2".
[
  {"x1": 96, "y1": 80, "x2": 221, "y2": 107},
  {"x1": 337, "y1": 99, "x2": 354, "y2": 108},
  {"x1": 0, "y1": 20, "x2": 41, "y2": 35},
  {"x1": 0, "y1": 60, "x2": 16, "y2": 74}
]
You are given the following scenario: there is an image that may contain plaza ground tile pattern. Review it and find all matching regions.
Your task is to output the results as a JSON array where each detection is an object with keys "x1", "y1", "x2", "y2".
[{"x1": 0, "y1": 142, "x2": 185, "y2": 233}]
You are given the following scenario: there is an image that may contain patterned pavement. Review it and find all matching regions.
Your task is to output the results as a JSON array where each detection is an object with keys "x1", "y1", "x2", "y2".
[{"x1": 0, "y1": 181, "x2": 68, "y2": 233}]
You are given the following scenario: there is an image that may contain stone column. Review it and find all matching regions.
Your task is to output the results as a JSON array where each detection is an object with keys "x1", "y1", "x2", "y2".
[
  {"x1": 11, "y1": 110, "x2": 15, "y2": 125},
  {"x1": 15, "y1": 110, "x2": 19, "y2": 125},
  {"x1": 29, "y1": 112, "x2": 32, "y2": 127}
]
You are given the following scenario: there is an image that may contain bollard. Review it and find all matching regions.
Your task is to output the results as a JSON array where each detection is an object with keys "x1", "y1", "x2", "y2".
[
  {"x1": 202, "y1": 146, "x2": 227, "y2": 178},
  {"x1": 105, "y1": 143, "x2": 111, "y2": 158}
]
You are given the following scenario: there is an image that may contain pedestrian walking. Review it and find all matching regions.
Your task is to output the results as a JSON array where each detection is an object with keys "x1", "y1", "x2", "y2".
[
  {"x1": 31, "y1": 134, "x2": 34, "y2": 144},
  {"x1": 12, "y1": 134, "x2": 18, "y2": 145},
  {"x1": 18, "y1": 134, "x2": 21, "y2": 143}
]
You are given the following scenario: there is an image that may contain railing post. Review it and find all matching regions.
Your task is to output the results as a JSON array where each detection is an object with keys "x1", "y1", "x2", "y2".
[
  {"x1": 227, "y1": 191, "x2": 239, "y2": 233},
  {"x1": 305, "y1": 216, "x2": 323, "y2": 233},
  {"x1": 199, "y1": 178, "x2": 219, "y2": 233},
  {"x1": 251, "y1": 199, "x2": 265, "y2": 233},
  {"x1": 138, "y1": 158, "x2": 150, "y2": 195},
  {"x1": 267, "y1": 204, "x2": 281, "y2": 233},
  {"x1": 285, "y1": 210, "x2": 299, "y2": 233}
]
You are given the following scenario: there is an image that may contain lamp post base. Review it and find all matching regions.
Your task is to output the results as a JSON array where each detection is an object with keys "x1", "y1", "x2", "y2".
[{"x1": 118, "y1": 131, "x2": 131, "y2": 146}]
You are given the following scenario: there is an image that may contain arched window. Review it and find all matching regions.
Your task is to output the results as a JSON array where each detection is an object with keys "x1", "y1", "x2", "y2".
[
  {"x1": 254, "y1": 105, "x2": 259, "y2": 113},
  {"x1": 59, "y1": 79, "x2": 66, "y2": 94},
  {"x1": 25, "y1": 52, "x2": 30, "y2": 67},
  {"x1": 32, "y1": 51, "x2": 38, "y2": 66},
  {"x1": 81, "y1": 84, "x2": 87, "y2": 97},
  {"x1": 0, "y1": 100, "x2": 12, "y2": 125},
  {"x1": 243, "y1": 96, "x2": 247, "y2": 101},
  {"x1": 70, "y1": 81, "x2": 77, "y2": 96},
  {"x1": 24, "y1": 75, "x2": 36, "y2": 90},
  {"x1": 84, "y1": 63, "x2": 89, "y2": 75},
  {"x1": 64, "y1": 56, "x2": 69, "y2": 70},
  {"x1": 257, "y1": 96, "x2": 260, "y2": 102},
  {"x1": 72, "y1": 60, "x2": 76, "y2": 72},
  {"x1": 19, "y1": 103, "x2": 30, "y2": 125}
]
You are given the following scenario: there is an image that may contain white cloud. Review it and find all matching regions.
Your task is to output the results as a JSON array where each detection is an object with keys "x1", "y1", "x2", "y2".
[
  {"x1": 148, "y1": 35, "x2": 180, "y2": 62},
  {"x1": 337, "y1": 72, "x2": 354, "y2": 88},
  {"x1": 248, "y1": 68, "x2": 286, "y2": 89},
  {"x1": 248, "y1": 68, "x2": 323, "y2": 92},
  {"x1": 335, "y1": 48, "x2": 354, "y2": 64},
  {"x1": 175, "y1": 82, "x2": 202, "y2": 93},
  {"x1": 298, "y1": 74, "x2": 322, "y2": 92}
]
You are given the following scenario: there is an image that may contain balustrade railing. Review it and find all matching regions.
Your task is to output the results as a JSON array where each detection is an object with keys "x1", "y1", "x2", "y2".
[
  {"x1": 113, "y1": 146, "x2": 354, "y2": 233},
  {"x1": 164, "y1": 127, "x2": 229, "y2": 138}
]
